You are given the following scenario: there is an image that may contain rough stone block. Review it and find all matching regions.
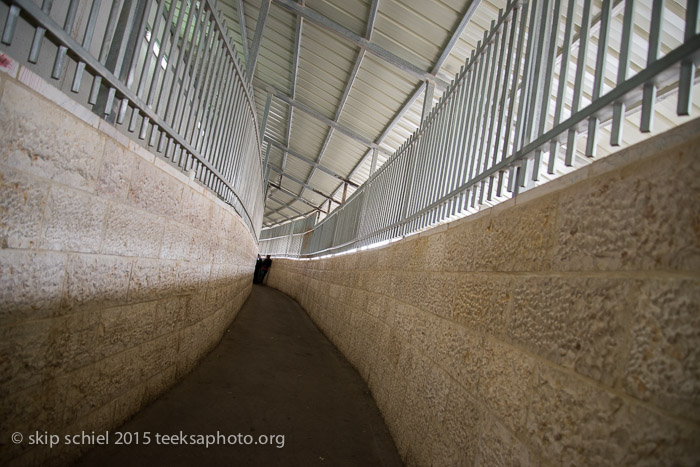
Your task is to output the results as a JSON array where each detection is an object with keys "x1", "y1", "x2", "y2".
[
  {"x1": 42, "y1": 185, "x2": 107, "y2": 253},
  {"x1": 102, "y1": 204, "x2": 164, "y2": 258},
  {"x1": 450, "y1": 273, "x2": 511, "y2": 336},
  {"x1": 478, "y1": 339, "x2": 535, "y2": 434},
  {"x1": 0, "y1": 377, "x2": 66, "y2": 465},
  {"x1": 62, "y1": 254, "x2": 131, "y2": 312},
  {"x1": 128, "y1": 159, "x2": 182, "y2": 218},
  {"x1": 0, "y1": 82, "x2": 104, "y2": 191},
  {"x1": 552, "y1": 144, "x2": 700, "y2": 272},
  {"x1": 442, "y1": 377, "x2": 482, "y2": 465},
  {"x1": 487, "y1": 195, "x2": 557, "y2": 272},
  {"x1": 96, "y1": 139, "x2": 133, "y2": 200},
  {"x1": 159, "y1": 221, "x2": 193, "y2": 260},
  {"x1": 178, "y1": 187, "x2": 214, "y2": 229},
  {"x1": 507, "y1": 276, "x2": 632, "y2": 385},
  {"x1": 623, "y1": 278, "x2": 700, "y2": 423},
  {"x1": 61, "y1": 347, "x2": 142, "y2": 426},
  {"x1": 443, "y1": 213, "x2": 494, "y2": 272},
  {"x1": 433, "y1": 320, "x2": 482, "y2": 394},
  {"x1": 96, "y1": 302, "x2": 156, "y2": 358},
  {"x1": 0, "y1": 250, "x2": 67, "y2": 324},
  {"x1": 140, "y1": 332, "x2": 180, "y2": 380},
  {"x1": 0, "y1": 166, "x2": 49, "y2": 249},
  {"x1": 526, "y1": 363, "x2": 700, "y2": 466},
  {"x1": 127, "y1": 258, "x2": 176, "y2": 302},
  {"x1": 1, "y1": 312, "x2": 99, "y2": 395},
  {"x1": 476, "y1": 417, "x2": 537, "y2": 467}
]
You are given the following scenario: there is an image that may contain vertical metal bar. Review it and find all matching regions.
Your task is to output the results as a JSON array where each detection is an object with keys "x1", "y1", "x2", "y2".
[
  {"x1": 640, "y1": 0, "x2": 660, "y2": 133},
  {"x1": 485, "y1": 10, "x2": 509, "y2": 196},
  {"x1": 585, "y1": 0, "x2": 611, "y2": 158},
  {"x1": 513, "y1": 0, "x2": 539, "y2": 156},
  {"x1": 51, "y1": 0, "x2": 80, "y2": 79},
  {"x1": 106, "y1": 0, "x2": 141, "y2": 117},
  {"x1": 28, "y1": 0, "x2": 54, "y2": 63},
  {"x1": 204, "y1": 59, "x2": 233, "y2": 165},
  {"x1": 467, "y1": 34, "x2": 491, "y2": 203},
  {"x1": 523, "y1": 0, "x2": 550, "y2": 145},
  {"x1": 173, "y1": 3, "x2": 206, "y2": 133},
  {"x1": 444, "y1": 71, "x2": 465, "y2": 214},
  {"x1": 677, "y1": 0, "x2": 698, "y2": 116},
  {"x1": 565, "y1": 0, "x2": 593, "y2": 166},
  {"x1": 499, "y1": 1, "x2": 528, "y2": 194},
  {"x1": 197, "y1": 36, "x2": 226, "y2": 155},
  {"x1": 611, "y1": 0, "x2": 635, "y2": 146},
  {"x1": 421, "y1": 79, "x2": 435, "y2": 123},
  {"x1": 89, "y1": 0, "x2": 125, "y2": 105},
  {"x1": 2, "y1": 5, "x2": 21, "y2": 45},
  {"x1": 475, "y1": 20, "x2": 500, "y2": 196},
  {"x1": 146, "y1": 0, "x2": 179, "y2": 107},
  {"x1": 192, "y1": 36, "x2": 223, "y2": 151},
  {"x1": 164, "y1": 0, "x2": 200, "y2": 128},
  {"x1": 184, "y1": 15, "x2": 215, "y2": 143},
  {"x1": 179, "y1": 11, "x2": 211, "y2": 138},
  {"x1": 370, "y1": 148, "x2": 378, "y2": 175},
  {"x1": 548, "y1": 0, "x2": 576, "y2": 173},
  {"x1": 449, "y1": 66, "x2": 469, "y2": 211},
  {"x1": 436, "y1": 86, "x2": 455, "y2": 221},
  {"x1": 532, "y1": 0, "x2": 560, "y2": 181},
  {"x1": 72, "y1": 0, "x2": 102, "y2": 92},
  {"x1": 122, "y1": 0, "x2": 155, "y2": 126},
  {"x1": 210, "y1": 70, "x2": 239, "y2": 176},
  {"x1": 236, "y1": 0, "x2": 249, "y2": 63},
  {"x1": 259, "y1": 91, "x2": 272, "y2": 144},
  {"x1": 461, "y1": 47, "x2": 484, "y2": 192}
]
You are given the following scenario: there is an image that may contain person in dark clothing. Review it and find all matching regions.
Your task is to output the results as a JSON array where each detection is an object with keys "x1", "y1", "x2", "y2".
[
  {"x1": 259, "y1": 255, "x2": 272, "y2": 284},
  {"x1": 253, "y1": 254, "x2": 262, "y2": 284}
]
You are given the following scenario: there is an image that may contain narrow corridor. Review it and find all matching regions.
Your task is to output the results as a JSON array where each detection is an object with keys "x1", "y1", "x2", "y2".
[{"x1": 74, "y1": 285, "x2": 402, "y2": 467}]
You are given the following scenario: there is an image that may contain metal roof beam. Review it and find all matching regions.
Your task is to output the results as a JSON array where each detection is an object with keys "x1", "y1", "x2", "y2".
[
  {"x1": 268, "y1": 181, "x2": 321, "y2": 210},
  {"x1": 247, "y1": 0, "x2": 271, "y2": 81},
  {"x1": 236, "y1": 0, "x2": 249, "y2": 64},
  {"x1": 302, "y1": 0, "x2": 379, "y2": 187},
  {"x1": 366, "y1": 0, "x2": 380, "y2": 40},
  {"x1": 265, "y1": 137, "x2": 359, "y2": 187},
  {"x1": 268, "y1": 165, "x2": 335, "y2": 200},
  {"x1": 267, "y1": 196, "x2": 306, "y2": 216},
  {"x1": 432, "y1": 0, "x2": 481, "y2": 73},
  {"x1": 272, "y1": 0, "x2": 449, "y2": 89},
  {"x1": 268, "y1": 86, "x2": 386, "y2": 150}
]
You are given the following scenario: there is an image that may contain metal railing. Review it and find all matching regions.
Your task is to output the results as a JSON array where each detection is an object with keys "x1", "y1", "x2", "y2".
[
  {"x1": 0, "y1": 0, "x2": 264, "y2": 239},
  {"x1": 260, "y1": 0, "x2": 700, "y2": 257},
  {"x1": 259, "y1": 214, "x2": 317, "y2": 256}
]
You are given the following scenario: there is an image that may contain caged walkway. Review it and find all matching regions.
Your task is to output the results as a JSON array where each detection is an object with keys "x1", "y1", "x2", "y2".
[{"x1": 74, "y1": 285, "x2": 402, "y2": 467}]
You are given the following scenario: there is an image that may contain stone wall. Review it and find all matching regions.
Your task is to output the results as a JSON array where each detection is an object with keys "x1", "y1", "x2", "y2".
[
  {"x1": 267, "y1": 119, "x2": 700, "y2": 466},
  {"x1": 0, "y1": 62, "x2": 256, "y2": 464}
]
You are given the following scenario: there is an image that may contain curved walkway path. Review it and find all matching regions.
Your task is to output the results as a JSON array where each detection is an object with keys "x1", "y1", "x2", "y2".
[{"x1": 75, "y1": 285, "x2": 402, "y2": 467}]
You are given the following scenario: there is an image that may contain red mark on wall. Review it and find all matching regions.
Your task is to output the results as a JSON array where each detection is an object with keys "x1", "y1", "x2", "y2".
[{"x1": 0, "y1": 53, "x2": 11, "y2": 69}]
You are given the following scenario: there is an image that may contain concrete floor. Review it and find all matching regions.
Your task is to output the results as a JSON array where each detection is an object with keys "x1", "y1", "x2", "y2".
[{"x1": 74, "y1": 285, "x2": 403, "y2": 467}]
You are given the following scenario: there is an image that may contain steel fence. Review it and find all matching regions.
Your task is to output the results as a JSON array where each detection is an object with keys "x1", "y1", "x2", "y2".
[
  {"x1": 0, "y1": 0, "x2": 264, "y2": 239},
  {"x1": 260, "y1": 0, "x2": 700, "y2": 257}
]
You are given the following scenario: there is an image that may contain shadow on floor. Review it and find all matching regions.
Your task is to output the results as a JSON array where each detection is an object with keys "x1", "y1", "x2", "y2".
[{"x1": 74, "y1": 285, "x2": 403, "y2": 467}]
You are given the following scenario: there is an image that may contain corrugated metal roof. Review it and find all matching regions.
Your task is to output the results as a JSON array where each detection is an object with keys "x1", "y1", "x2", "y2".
[{"x1": 217, "y1": 0, "x2": 494, "y2": 227}]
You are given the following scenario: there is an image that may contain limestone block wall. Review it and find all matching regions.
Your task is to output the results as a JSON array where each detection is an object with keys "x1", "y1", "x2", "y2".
[
  {"x1": 267, "y1": 119, "x2": 700, "y2": 466},
  {"x1": 0, "y1": 63, "x2": 256, "y2": 465}
]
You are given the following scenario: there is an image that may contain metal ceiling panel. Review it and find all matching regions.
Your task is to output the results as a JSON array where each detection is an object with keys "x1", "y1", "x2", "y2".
[
  {"x1": 320, "y1": 131, "x2": 367, "y2": 175},
  {"x1": 304, "y1": 0, "x2": 370, "y2": 37},
  {"x1": 288, "y1": 109, "x2": 329, "y2": 159},
  {"x1": 372, "y1": 0, "x2": 456, "y2": 70}
]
